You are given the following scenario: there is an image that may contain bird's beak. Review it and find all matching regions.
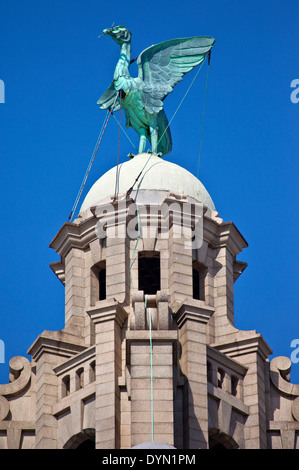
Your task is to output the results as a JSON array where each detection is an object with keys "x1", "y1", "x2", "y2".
[{"x1": 103, "y1": 28, "x2": 111, "y2": 36}]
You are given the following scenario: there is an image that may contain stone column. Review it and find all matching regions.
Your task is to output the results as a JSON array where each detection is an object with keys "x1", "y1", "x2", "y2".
[
  {"x1": 64, "y1": 247, "x2": 86, "y2": 335},
  {"x1": 126, "y1": 331, "x2": 177, "y2": 447},
  {"x1": 87, "y1": 300, "x2": 127, "y2": 449},
  {"x1": 28, "y1": 331, "x2": 85, "y2": 449},
  {"x1": 212, "y1": 222, "x2": 248, "y2": 343},
  {"x1": 105, "y1": 202, "x2": 130, "y2": 305},
  {"x1": 175, "y1": 300, "x2": 214, "y2": 449},
  {"x1": 215, "y1": 334, "x2": 272, "y2": 449},
  {"x1": 168, "y1": 221, "x2": 193, "y2": 310},
  {"x1": 213, "y1": 246, "x2": 235, "y2": 340}
]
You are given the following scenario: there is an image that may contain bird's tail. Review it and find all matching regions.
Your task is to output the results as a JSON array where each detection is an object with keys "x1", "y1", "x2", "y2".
[{"x1": 157, "y1": 110, "x2": 172, "y2": 157}]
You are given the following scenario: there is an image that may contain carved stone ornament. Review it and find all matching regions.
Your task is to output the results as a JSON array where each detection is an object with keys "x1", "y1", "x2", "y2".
[
  {"x1": 270, "y1": 356, "x2": 299, "y2": 421},
  {"x1": 0, "y1": 356, "x2": 31, "y2": 398}
]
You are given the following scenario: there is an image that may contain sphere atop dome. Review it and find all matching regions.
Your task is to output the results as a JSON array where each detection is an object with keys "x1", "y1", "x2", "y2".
[{"x1": 79, "y1": 153, "x2": 215, "y2": 214}]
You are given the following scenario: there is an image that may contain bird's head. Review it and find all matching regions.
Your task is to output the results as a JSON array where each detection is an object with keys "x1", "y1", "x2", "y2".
[{"x1": 102, "y1": 25, "x2": 131, "y2": 45}]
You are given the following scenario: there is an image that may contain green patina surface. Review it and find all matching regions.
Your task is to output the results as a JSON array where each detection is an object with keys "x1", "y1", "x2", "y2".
[{"x1": 98, "y1": 25, "x2": 215, "y2": 157}]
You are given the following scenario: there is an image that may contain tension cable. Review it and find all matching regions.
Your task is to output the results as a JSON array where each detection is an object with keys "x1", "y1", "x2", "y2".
[{"x1": 68, "y1": 92, "x2": 119, "y2": 222}]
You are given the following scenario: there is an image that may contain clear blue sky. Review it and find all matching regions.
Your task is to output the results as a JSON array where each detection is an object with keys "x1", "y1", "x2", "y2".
[{"x1": 0, "y1": 0, "x2": 298, "y2": 384}]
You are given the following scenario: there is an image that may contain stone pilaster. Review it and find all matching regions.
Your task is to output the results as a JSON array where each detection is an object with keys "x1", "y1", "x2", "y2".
[
  {"x1": 104, "y1": 203, "x2": 130, "y2": 305},
  {"x1": 212, "y1": 222, "x2": 248, "y2": 342},
  {"x1": 213, "y1": 246, "x2": 235, "y2": 339},
  {"x1": 28, "y1": 331, "x2": 85, "y2": 449},
  {"x1": 168, "y1": 223, "x2": 193, "y2": 310},
  {"x1": 65, "y1": 247, "x2": 86, "y2": 334},
  {"x1": 87, "y1": 300, "x2": 128, "y2": 448},
  {"x1": 175, "y1": 300, "x2": 214, "y2": 449},
  {"x1": 126, "y1": 331, "x2": 177, "y2": 447},
  {"x1": 214, "y1": 333, "x2": 272, "y2": 449}
]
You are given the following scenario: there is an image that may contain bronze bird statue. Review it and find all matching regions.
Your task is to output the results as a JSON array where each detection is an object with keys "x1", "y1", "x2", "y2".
[{"x1": 98, "y1": 25, "x2": 215, "y2": 157}]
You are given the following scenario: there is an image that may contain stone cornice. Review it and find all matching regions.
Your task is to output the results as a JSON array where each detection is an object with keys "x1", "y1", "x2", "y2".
[
  {"x1": 215, "y1": 222, "x2": 248, "y2": 257},
  {"x1": 87, "y1": 299, "x2": 128, "y2": 327},
  {"x1": 49, "y1": 196, "x2": 248, "y2": 262},
  {"x1": 233, "y1": 260, "x2": 248, "y2": 282},
  {"x1": 211, "y1": 331, "x2": 273, "y2": 362},
  {"x1": 27, "y1": 330, "x2": 86, "y2": 362},
  {"x1": 174, "y1": 300, "x2": 215, "y2": 328},
  {"x1": 50, "y1": 260, "x2": 65, "y2": 285},
  {"x1": 49, "y1": 216, "x2": 97, "y2": 257}
]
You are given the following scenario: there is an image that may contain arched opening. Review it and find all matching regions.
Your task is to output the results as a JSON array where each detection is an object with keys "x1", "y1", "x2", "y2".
[
  {"x1": 91, "y1": 261, "x2": 106, "y2": 306},
  {"x1": 76, "y1": 367, "x2": 84, "y2": 390},
  {"x1": 89, "y1": 360, "x2": 96, "y2": 383},
  {"x1": 62, "y1": 375, "x2": 70, "y2": 398},
  {"x1": 209, "y1": 429, "x2": 239, "y2": 449},
  {"x1": 64, "y1": 429, "x2": 95, "y2": 449},
  {"x1": 76, "y1": 439, "x2": 95, "y2": 450}
]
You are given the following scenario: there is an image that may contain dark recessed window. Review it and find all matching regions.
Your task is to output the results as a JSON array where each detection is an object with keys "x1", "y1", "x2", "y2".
[
  {"x1": 193, "y1": 268, "x2": 200, "y2": 300},
  {"x1": 99, "y1": 268, "x2": 106, "y2": 300},
  {"x1": 91, "y1": 261, "x2": 106, "y2": 306},
  {"x1": 217, "y1": 368, "x2": 225, "y2": 389},
  {"x1": 192, "y1": 264, "x2": 206, "y2": 301},
  {"x1": 231, "y1": 376, "x2": 239, "y2": 397},
  {"x1": 138, "y1": 253, "x2": 160, "y2": 295},
  {"x1": 76, "y1": 367, "x2": 84, "y2": 390},
  {"x1": 207, "y1": 361, "x2": 213, "y2": 383},
  {"x1": 62, "y1": 375, "x2": 70, "y2": 398},
  {"x1": 89, "y1": 361, "x2": 96, "y2": 383}
]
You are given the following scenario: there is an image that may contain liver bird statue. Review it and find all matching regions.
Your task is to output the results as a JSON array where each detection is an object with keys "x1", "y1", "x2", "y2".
[{"x1": 98, "y1": 25, "x2": 215, "y2": 157}]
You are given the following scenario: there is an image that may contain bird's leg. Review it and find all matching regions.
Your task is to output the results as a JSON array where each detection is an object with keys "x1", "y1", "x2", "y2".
[
  {"x1": 149, "y1": 117, "x2": 158, "y2": 155},
  {"x1": 138, "y1": 129, "x2": 147, "y2": 154}
]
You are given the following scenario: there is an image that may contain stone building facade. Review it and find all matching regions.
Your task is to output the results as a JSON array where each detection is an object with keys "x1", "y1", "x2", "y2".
[{"x1": 0, "y1": 153, "x2": 298, "y2": 449}]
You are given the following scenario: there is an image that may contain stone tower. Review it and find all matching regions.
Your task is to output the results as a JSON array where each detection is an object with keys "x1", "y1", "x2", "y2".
[{"x1": 0, "y1": 153, "x2": 299, "y2": 449}]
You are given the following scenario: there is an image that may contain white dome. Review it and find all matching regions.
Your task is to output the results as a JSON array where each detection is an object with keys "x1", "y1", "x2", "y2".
[{"x1": 80, "y1": 153, "x2": 215, "y2": 213}]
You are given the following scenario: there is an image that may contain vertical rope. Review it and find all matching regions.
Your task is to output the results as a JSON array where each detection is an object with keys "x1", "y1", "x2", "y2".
[
  {"x1": 68, "y1": 110, "x2": 109, "y2": 222},
  {"x1": 157, "y1": 57, "x2": 207, "y2": 149},
  {"x1": 145, "y1": 294, "x2": 154, "y2": 442},
  {"x1": 113, "y1": 95, "x2": 122, "y2": 203},
  {"x1": 197, "y1": 58, "x2": 210, "y2": 178},
  {"x1": 149, "y1": 305, "x2": 154, "y2": 442},
  {"x1": 129, "y1": 203, "x2": 140, "y2": 291},
  {"x1": 111, "y1": 112, "x2": 138, "y2": 152},
  {"x1": 68, "y1": 92, "x2": 119, "y2": 222}
]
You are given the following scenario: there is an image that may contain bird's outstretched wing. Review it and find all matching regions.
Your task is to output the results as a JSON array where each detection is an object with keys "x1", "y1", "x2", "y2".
[
  {"x1": 137, "y1": 36, "x2": 215, "y2": 114},
  {"x1": 97, "y1": 81, "x2": 120, "y2": 111}
]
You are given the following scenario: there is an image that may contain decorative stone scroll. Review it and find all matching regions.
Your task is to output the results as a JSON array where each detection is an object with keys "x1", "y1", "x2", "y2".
[
  {"x1": 270, "y1": 356, "x2": 299, "y2": 422},
  {"x1": 0, "y1": 356, "x2": 31, "y2": 397},
  {"x1": 0, "y1": 396, "x2": 10, "y2": 421}
]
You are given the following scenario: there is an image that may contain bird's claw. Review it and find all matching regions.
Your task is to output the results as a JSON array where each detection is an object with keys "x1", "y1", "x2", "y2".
[{"x1": 147, "y1": 149, "x2": 162, "y2": 157}]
